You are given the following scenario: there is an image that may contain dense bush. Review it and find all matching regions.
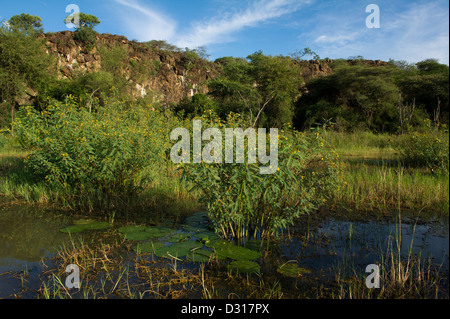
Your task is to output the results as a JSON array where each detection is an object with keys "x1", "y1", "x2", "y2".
[
  {"x1": 14, "y1": 96, "x2": 177, "y2": 211},
  {"x1": 394, "y1": 121, "x2": 449, "y2": 172},
  {"x1": 178, "y1": 112, "x2": 343, "y2": 241},
  {"x1": 73, "y1": 27, "x2": 97, "y2": 51}
]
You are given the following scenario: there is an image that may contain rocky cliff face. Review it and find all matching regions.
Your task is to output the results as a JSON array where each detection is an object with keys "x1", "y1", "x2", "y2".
[
  {"x1": 38, "y1": 31, "x2": 388, "y2": 105},
  {"x1": 40, "y1": 31, "x2": 219, "y2": 104}
]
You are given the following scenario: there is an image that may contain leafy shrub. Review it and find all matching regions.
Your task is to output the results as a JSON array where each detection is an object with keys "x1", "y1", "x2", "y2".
[
  {"x1": 394, "y1": 121, "x2": 449, "y2": 172},
  {"x1": 0, "y1": 128, "x2": 9, "y2": 149},
  {"x1": 74, "y1": 27, "x2": 97, "y2": 51},
  {"x1": 179, "y1": 112, "x2": 343, "y2": 241},
  {"x1": 14, "y1": 96, "x2": 176, "y2": 212}
]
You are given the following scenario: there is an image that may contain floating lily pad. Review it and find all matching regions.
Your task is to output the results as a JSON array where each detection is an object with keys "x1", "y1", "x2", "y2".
[
  {"x1": 216, "y1": 245, "x2": 262, "y2": 261},
  {"x1": 277, "y1": 264, "x2": 311, "y2": 278},
  {"x1": 204, "y1": 239, "x2": 235, "y2": 250},
  {"x1": 244, "y1": 239, "x2": 274, "y2": 251},
  {"x1": 181, "y1": 224, "x2": 209, "y2": 233},
  {"x1": 123, "y1": 231, "x2": 155, "y2": 241},
  {"x1": 228, "y1": 260, "x2": 260, "y2": 275},
  {"x1": 195, "y1": 231, "x2": 220, "y2": 241},
  {"x1": 73, "y1": 218, "x2": 96, "y2": 225},
  {"x1": 187, "y1": 249, "x2": 213, "y2": 262},
  {"x1": 119, "y1": 225, "x2": 175, "y2": 241},
  {"x1": 118, "y1": 225, "x2": 147, "y2": 234},
  {"x1": 60, "y1": 221, "x2": 110, "y2": 234},
  {"x1": 154, "y1": 240, "x2": 203, "y2": 259},
  {"x1": 134, "y1": 241, "x2": 165, "y2": 254},
  {"x1": 168, "y1": 232, "x2": 192, "y2": 243}
]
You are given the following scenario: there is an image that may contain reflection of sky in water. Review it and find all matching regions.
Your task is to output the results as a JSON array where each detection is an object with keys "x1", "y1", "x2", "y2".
[
  {"x1": 0, "y1": 204, "x2": 70, "y2": 272},
  {"x1": 280, "y1": 219, "x2": 449, "y2": 276},
  {"x1": 1, "y1": 202, "x2": 449, "y2": 297}
]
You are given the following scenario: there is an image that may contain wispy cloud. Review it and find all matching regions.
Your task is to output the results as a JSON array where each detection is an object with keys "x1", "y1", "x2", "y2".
[
  {"x1": 304, "y1": 1, "x2": 449, "y2": 64},
  {"x1": 387, "y1": 2, "x2": 449, "y2": 64},
  {"x1": 114, "y1": 0, "x2": 176, "y2": 41},
  {"x1": 175, "y1": 0, "x2": 309, "y2": 48},
  {"x1": 114, "y1": 0, "x2": 309, "y2": 48}
]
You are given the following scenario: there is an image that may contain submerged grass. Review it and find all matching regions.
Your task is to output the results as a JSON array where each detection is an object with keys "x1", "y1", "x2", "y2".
[{"x1": 331, "y1": 217, "x2": 447, "y2": 299}]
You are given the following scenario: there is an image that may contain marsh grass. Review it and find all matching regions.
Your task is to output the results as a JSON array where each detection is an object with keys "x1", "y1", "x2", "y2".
[
  {"x1": 323, "y1": 131, "x2": 449, "y2": 216},
  {"x1": 332, "y1": 217, "x2": 447, "y2": 299},
  {"x1": 334, "y1": 159, "x2": 449, "y2": 215}
]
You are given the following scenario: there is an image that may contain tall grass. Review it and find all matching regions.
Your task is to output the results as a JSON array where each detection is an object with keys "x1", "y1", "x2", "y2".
[{"x1": 324, "y1": 131, "x2": 449, "y2": 216}]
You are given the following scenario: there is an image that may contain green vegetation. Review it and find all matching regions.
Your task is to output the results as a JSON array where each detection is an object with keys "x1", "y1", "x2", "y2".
[
  {"x1": 0, "y1": 12, "x2": 448, "y2": 300},
  {"x1": 179, "y1": 112, "x2": 342, "y2": 241},
  {"x1": 295, "y1": 59, "x2": 448, "y2": 133},
  {"x1": 14, "y1": 96, "x2": 178, "y2": 212},
  {"x1": 0, "y1": 20, "x2": 55, "y2": 129}
]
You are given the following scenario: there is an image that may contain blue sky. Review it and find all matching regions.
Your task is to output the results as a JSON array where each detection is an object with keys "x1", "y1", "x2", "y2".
[{"x1": 1, "y1": 0, "x2": 449, "y2": 64}]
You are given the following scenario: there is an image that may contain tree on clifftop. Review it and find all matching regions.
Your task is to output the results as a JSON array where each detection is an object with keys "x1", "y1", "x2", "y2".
[{"x1": 8, "y1": 13, "x2": 44, "y2": 36}]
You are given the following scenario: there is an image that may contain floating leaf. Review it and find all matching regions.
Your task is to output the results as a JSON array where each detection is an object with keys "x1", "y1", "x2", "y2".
[
  {"x1": 228, "y1": 261, "x2": 260, "y2": 275},
  {"x1": 134, "y1": 241, "x2": 165, "y2": 253},
  {"x1": 154, "y1": 240, "x2": 203, "y2": 259},
  {"x1": 118, "y1": 225, "x2": 147, "y2": 234},
  {"x1": 119, "y1": 225, "x2": 176, "y2": 241},
  {"x1": 216, "y1": 245, "x2": 262, "y2": 261},
  {"x1": 123, "y1": 231, "x2": 155, "y2": 241},
  {"x1": 277, "y1": 264, "x2": 311, "y2": 278},
  {"x1": 204, "y1": 239, "x2": 235, "y2": 250},
  {"x1": 60, "y1": 221, "x2": 110, "y2": 234},
  {"x1": 195, "y1": 231, "x2": 220, "y2": 241},
  {"x1": 244, "y1": 239, "x2": 274, "y2": 251},
  {"x1": 187, "y1": 249, "x2": 213, "y2": 262},
  {"x1": 168, "y1": 232, "x2": 192, "y2": 243}
]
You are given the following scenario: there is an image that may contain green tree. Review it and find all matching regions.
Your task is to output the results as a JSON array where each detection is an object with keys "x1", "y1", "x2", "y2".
[
  {"x1": 65, "y1": 12, "x2": 100, "y2": 30},
  {"x1": 209, "y1": 52, "x2": 302, "y2": 128},
  {"x1": 296, "y1": 63, "x2": 401, "y2": 132},
  {"x1": 0, "y1": 20, "x2": 55, "y2": 130},
  {"x1": 398, "y1": 59, "x2": 449, "y2": 125},
  {"x1": 174, "y1": 93, "x2": 218, "y2": 119},
  {"x1": 8, "y1": 13, "x2": 44, "y2": 35},
  {"x1": 66, "y1": 12, "x2": 100, "y2": 51}
]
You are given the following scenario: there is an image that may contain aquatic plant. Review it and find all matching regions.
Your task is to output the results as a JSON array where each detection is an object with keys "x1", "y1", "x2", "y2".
[
  {"x1": 228, "y1": 260, "x2": 261, "y2": 275},
  {"x1": 60, "y1": 220, "x2": 110, "y2": 233},
  {"x1": 179, "y1": 112, "x2": 343, "y2": 241},
  {"x1": 154, "y1": 240, "x2": 203, "y2": 259},
  {"x1": 277, "y1": 263, "x2": 311, "y2": 278}
]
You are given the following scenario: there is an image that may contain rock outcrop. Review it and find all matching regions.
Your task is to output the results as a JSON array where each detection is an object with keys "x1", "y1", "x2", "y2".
[{"x1": 37, "y1": 31, "x2": 389, "y2": 105}]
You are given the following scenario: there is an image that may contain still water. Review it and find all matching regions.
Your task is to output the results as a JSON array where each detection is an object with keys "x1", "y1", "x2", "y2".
[{"x1": 0, "y1": 200, "x2": 448, "y2": 298}]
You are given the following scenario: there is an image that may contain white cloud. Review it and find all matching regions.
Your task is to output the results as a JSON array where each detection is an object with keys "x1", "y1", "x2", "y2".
[
  {"x1": 387, "y1": 2, "x2": 449, "y2": 64},
  {"x1": 114, "y1": 0, "x2": 309, "y2": 48},
  {"x1": 114, "y1": 0, "x2": 176, "y2": 41},
  {"x1": 314, "y1": 33, "x2": 358, "y2": 46},
  {"x1": 175, "y1": 0, "x2": 307, "y2": 48},
  {"x1": 304, "y1": 1, "x2": 449, "y2": 64}
]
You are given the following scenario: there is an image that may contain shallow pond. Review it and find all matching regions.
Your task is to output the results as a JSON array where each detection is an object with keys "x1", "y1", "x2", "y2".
[{"x1": 0, "y1": 201, "x2": 448, "y2": 298}]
